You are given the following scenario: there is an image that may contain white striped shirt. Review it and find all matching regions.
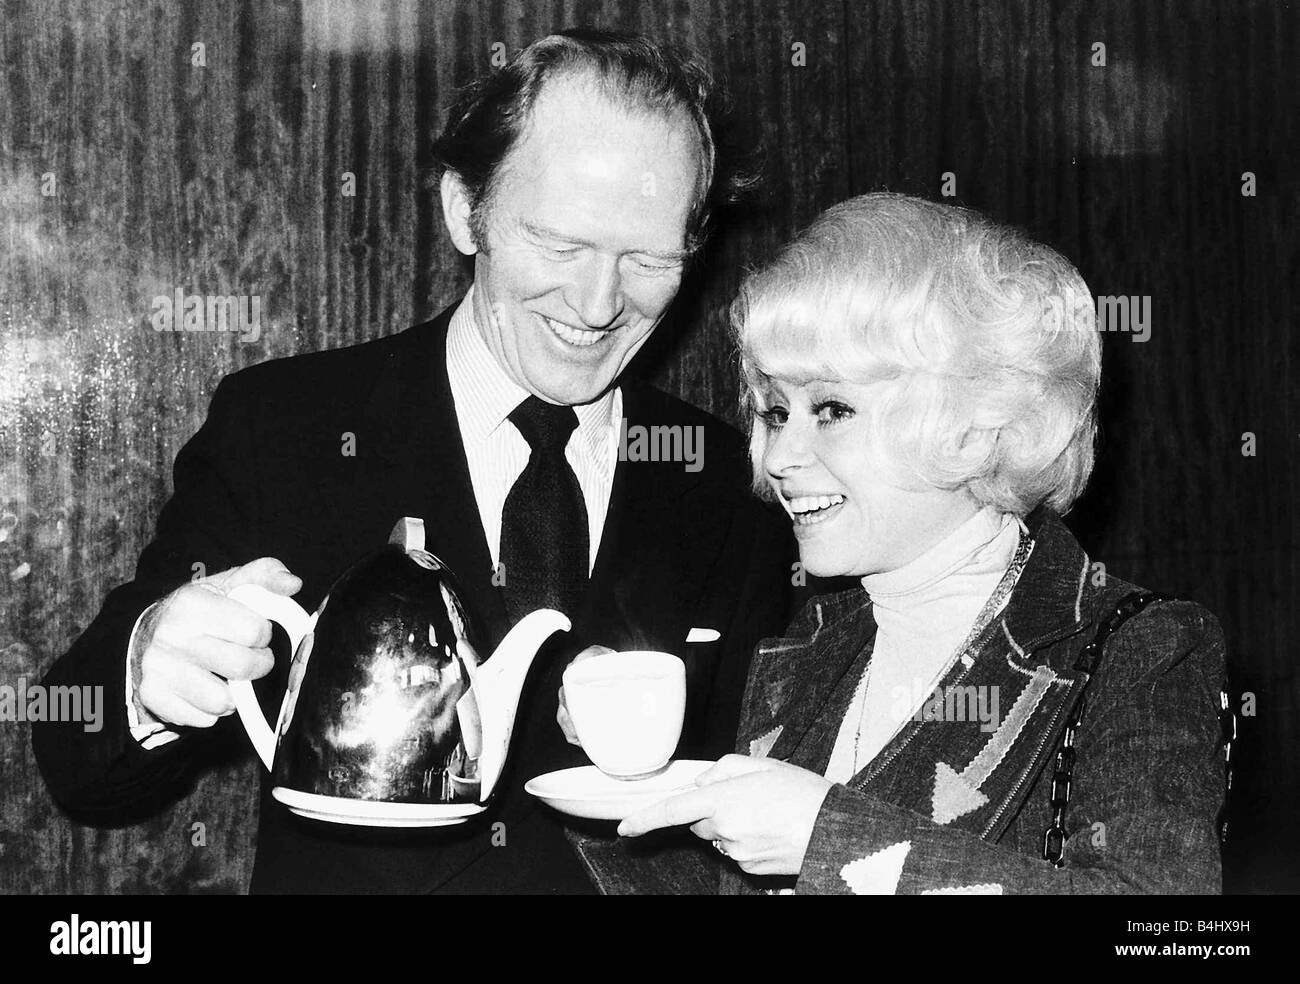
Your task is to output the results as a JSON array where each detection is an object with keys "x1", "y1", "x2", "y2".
[{"x1": 445, "y1": 288, "x2": 621, "y2": 575}]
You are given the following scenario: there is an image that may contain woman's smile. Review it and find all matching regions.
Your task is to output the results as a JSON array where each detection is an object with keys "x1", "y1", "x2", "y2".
[{"x1": 785, "y1": 492, "x2": 847, "y2": 529}]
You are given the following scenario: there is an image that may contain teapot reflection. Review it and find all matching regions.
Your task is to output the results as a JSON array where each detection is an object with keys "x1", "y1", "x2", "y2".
[{"x1": 228, "y1": 517, "x2": 569, "y2": 813}]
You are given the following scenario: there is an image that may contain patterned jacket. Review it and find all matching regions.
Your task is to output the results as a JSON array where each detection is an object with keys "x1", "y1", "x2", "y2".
[
  {"x1": 724, "y1": 508, "x2": 1229, "y2": 894},
  {"x1": 567, "y1": 509, "x2": 1229, "y2": 895}
]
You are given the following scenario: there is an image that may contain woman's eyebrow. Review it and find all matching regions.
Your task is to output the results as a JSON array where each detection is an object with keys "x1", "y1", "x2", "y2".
[{"x1": 521, "y1": 221, "x2": 688, "y2": 261}]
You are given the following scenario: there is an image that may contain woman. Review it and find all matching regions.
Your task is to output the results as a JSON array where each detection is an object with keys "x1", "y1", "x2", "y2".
[{"x1": 616, "y1": 192, "x2": 1230, "y2": 894}]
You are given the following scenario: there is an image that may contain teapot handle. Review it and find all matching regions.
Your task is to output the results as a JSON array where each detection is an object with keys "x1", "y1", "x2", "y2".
[{"x1": 226, "y1": 584, "x2": 314, "y2": 771}]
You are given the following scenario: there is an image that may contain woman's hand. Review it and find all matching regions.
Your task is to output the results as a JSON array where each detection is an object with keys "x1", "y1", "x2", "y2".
[{"x1": 617, "y1": 754, "x2": 835, "y2": 877}]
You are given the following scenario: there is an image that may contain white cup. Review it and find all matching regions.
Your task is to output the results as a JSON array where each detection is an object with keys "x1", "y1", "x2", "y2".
[{"x1": 562, "y1": 650, "x2": 686, "y2": 778}]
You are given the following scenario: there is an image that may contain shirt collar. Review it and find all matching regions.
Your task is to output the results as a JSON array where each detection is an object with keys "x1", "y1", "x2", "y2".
[{"x1": 446, "y1": 287, "x2": 622, "y2": 455}]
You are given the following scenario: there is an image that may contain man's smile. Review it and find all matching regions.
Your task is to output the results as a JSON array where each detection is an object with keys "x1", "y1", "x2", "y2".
[{"x1": 542, "y1": 314, "x2": 615, "y2": 349}]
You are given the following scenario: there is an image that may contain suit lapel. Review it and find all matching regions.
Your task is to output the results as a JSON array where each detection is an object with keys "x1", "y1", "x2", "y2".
[
  {"x1": 358, "y1": 307, "x2": 508, "y2": 647},
  {"x1": 580, "y1": 385, "x2": 710, "y2": 649},
  {"x1": 744, "y1": 593, "x2": 875, "y2": 764}
]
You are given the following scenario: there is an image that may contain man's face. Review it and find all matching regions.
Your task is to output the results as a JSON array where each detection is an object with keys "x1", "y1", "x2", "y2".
[{"x1": 444, "y1": 78, "x2": 703, "y2": 406}]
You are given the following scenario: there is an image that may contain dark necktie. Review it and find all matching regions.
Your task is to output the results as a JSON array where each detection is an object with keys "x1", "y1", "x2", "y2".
[{"x1": 500, "y1": 395, "x2": 590, "y2": 623}]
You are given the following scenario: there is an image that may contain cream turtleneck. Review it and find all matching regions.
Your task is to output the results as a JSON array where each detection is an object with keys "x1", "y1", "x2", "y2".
[{"x1": 824, "y1": 507, "x2": 1026, "y2": 784}]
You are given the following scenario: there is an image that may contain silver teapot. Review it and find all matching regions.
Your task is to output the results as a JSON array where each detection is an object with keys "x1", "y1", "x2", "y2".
[{"x1": 227, "y1": 518, "x2": 568, "y2": 819}]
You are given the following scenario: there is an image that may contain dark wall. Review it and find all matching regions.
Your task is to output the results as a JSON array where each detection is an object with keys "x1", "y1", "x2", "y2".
[{"x1": 1, "y1": 0, "x2": 1295, "y2": 893}]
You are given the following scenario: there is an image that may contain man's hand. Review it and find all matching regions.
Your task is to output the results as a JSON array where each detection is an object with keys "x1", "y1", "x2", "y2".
[
  {"x1": 617, "y1": 754, "x2": 835, "y2": 877},
  {"x1": 134, "y1": 558, "x2": 302, "y2": 729},
  {"x1": 556, "y1": 644, "x2": 615, "y2": 745}
]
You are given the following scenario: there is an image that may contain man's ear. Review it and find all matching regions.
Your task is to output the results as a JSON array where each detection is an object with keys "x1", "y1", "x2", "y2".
[{"x1": 440, "y1": 171, "x2": 478, "y2": 256}]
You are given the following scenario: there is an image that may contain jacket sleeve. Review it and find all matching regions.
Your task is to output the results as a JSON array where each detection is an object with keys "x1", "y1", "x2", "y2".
[
  {"x1": 796, "y1": 601, "x2": 1228, "y2": 895},
  {"x1": 31, "y1": 372, "x2": 263, "y2": 817}
]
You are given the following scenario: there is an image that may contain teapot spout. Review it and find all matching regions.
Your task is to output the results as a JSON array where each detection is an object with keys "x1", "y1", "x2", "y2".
[{"x1": 474, "y1": 609, "x2": 571, "y2": 800}]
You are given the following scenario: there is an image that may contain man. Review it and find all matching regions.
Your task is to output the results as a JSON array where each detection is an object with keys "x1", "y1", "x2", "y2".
[{"x1": 32, "y1": 30, "x2": 797, "y2": 893}]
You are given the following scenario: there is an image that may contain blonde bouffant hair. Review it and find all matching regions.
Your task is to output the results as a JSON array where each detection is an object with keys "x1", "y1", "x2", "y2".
[{"x1": 732, "y1": 192, "x2": 1101, "y2": 517}]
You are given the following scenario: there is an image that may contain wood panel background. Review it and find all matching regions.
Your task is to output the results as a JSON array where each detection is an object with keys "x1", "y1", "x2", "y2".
[{"x1": 1, "y1": 0, "x2": 1295, "y2": 893}]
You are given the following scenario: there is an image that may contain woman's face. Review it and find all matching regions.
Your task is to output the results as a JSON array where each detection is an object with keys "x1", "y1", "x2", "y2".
[{"x1": 756, "y1": 375, "x2": 981, "y2": 579}]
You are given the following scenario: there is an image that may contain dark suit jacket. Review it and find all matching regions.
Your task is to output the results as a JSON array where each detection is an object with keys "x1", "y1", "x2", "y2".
[
  {"x1": 31, "y1": 306, "x2": 798, "y2": 894},
  {"x1": 570, "y1": 509, "x2": 1229, "y2": 894}
]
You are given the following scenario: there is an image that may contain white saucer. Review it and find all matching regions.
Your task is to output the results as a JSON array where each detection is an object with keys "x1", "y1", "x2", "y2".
[
  {"x1": 525, "y1": 760, "x2": 712, "y2": 821},
  {"x1": 272, "y1": 787, "x2": 486, "y2": 827}
]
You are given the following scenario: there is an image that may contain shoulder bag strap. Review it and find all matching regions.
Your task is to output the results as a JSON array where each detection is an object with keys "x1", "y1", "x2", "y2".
[{"x1": 1041, "y1": 591, "x2": 1167, "y2": 866}]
